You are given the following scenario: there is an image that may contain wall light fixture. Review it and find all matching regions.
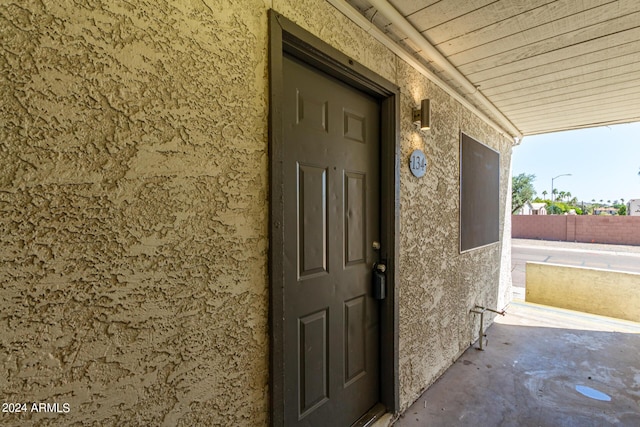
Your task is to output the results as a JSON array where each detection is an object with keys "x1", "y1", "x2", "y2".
[{"x1": 412, "y1": 99, "x2": 431, "y2": 130}]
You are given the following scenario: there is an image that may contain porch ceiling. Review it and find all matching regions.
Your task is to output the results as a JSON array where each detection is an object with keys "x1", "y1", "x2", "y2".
[{"x1": 344, "y1": 0, "x2": 640, "y2": 137}]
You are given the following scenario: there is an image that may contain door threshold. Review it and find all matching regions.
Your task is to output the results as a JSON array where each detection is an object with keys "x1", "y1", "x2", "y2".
[{"x1": 351, "y1": 403, "x2": 388, "y2": 427}]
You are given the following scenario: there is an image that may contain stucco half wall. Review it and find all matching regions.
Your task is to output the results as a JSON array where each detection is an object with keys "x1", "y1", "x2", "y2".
[{"x1": 1, "y1": 0, "x2": 512, "y2": 425}]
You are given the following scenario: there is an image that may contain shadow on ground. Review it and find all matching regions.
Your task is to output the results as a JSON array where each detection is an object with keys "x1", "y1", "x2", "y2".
[{"x1": 394, "y1": 302, "x2": 640, "y2": 427}]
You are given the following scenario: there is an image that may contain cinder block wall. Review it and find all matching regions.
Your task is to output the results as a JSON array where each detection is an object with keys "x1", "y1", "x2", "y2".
[
  {"x1": 511, "y1": 215, "x2": 567, "y2": 240},
  {"x1": 513, "y1": 215, "x2": 640, "y2": 245}
]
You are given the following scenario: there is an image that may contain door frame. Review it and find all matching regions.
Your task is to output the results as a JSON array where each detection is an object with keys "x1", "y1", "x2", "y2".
[{"x1": 268, "y1": 10, "x2": 400, "y2": 426}]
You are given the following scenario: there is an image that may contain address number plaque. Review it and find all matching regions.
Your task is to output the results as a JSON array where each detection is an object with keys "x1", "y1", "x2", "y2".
[{"x1": 409, "y1": 149, "x2": 427, "y2": 178}]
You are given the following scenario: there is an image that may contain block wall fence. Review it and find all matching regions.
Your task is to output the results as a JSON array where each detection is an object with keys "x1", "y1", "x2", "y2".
[{"x1": 512, "y1": 215, "x2": 640, "y2": 246}]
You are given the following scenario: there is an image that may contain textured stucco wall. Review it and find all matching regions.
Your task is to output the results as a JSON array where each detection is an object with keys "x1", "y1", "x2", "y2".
[
  {"x1": 396, "y1": 62, "x2": 512, "y2": 409},
  {"x1": 1, "y1": 1, "x2": 269, "y2": 425},
  {"x1": 272, "y1": 0, "x2": 396, "y2": 83},
  {"x1": 498, "y1": 163, "x2": 514, "y2": 310},
  {"x1": 1, "y1": 0, "x2": 512, "y2": 424}
]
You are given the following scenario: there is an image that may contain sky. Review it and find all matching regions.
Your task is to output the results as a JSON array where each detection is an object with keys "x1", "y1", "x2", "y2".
[{"x1": 511, "y1": 122, "x2": 640, "y2": 205}]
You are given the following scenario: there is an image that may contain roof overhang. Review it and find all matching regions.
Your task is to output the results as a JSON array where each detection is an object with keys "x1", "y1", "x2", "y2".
[{"x1": 336, "y1": 0, "x2": 640, "y2": 139}]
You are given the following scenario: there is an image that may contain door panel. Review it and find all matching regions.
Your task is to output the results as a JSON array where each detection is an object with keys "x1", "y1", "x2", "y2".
[
  {"x1": 297, "y1": 164, "x2": 328, "y2": 278},
  {"x1": 283, "y1": 54, "x2": 381, "y2": 426},
  {"x1": 344, "y1": 295, "x2": 366, "y2": 385},
  {"x1": 298, "y1": 309, "x2": 329, "y2": 416},
  {"x1": 345, "y1": 172, "x2": 366, "y2": 266}
]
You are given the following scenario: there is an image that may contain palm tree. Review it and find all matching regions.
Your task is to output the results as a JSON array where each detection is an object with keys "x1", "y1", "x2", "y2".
[
  {"x1": 542, "y1": 190, "x2": 548, "y2": 200},
  {"x1": 559, "y1": 191, "x2": 566, "y2": 201},
  {"x1": 565, "y1": 191, "x2": 572, "y2": 201}
]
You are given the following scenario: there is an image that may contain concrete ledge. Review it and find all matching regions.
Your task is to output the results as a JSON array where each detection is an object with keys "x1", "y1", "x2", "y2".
[{"x1": 525, "y1": 262, "x2": 640, "y2": 323}]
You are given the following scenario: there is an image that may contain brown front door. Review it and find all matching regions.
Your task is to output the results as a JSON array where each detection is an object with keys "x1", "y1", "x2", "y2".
[{"x1": 282, "y1": 54, "x2": 382, "y2": 426}]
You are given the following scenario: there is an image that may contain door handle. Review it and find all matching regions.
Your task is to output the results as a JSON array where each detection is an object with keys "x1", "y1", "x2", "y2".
[{"x1": 372, "y1": 263, "x2": 386, "y2": 300}]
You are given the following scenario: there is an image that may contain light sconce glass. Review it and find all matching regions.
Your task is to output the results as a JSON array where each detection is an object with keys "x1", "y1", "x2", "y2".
[{"x1": 412, "y1": 99, "x2": 431, "y2": 130}]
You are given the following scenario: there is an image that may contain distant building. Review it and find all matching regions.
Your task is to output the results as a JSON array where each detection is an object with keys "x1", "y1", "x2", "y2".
[
  {"x1": 627, "y1": 199, "x2": 640, "y2": 216},
  {"x1": 516, "y1": 201, "x2": 547, "y2": 215},
  {"x1": 594, "y1": 206, "x2": 619, "y2": 215}
]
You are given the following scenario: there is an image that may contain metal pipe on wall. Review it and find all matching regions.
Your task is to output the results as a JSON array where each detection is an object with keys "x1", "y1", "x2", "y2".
[{"x1": 470, "y1": 305, "x2": 506, "y2": 350}]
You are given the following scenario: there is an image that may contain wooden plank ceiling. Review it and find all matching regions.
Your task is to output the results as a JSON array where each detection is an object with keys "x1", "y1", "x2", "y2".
[{"x1": 346, "y1": 0, "x2": 640, "y2": 136}]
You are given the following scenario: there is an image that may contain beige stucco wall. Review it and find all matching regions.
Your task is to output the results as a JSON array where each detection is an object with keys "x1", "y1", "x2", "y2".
[
  {"x1": 526, "y1": 262, "x2": 640, "y2": 322},
  {"x1": 1, "y1": 0, "x2": 512, "y2": 424},
  {"x1": 1, "y1": 1, "x2": 270, "y2": 425},
  {"x1": 396, "y1": 61, "x2": 513, "y2": 408}
]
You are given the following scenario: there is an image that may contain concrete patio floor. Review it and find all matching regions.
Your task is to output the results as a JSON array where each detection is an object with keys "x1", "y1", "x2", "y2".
[{"x1": 393, "y1": 301, "x2": 640, "y2": 427}]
